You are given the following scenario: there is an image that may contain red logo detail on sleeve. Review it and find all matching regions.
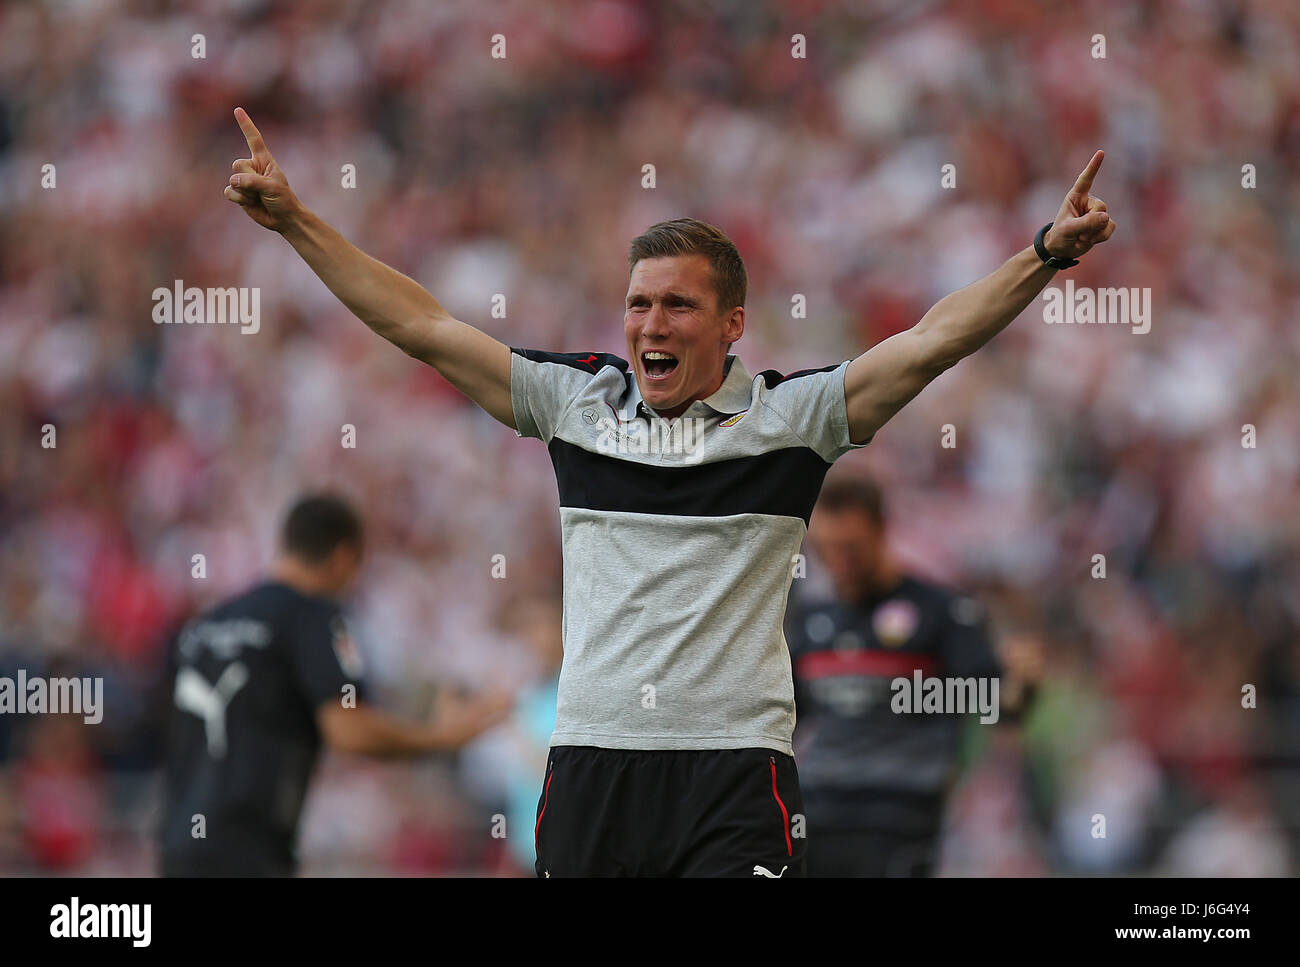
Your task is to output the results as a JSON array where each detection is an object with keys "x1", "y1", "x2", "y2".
[{"x1": 577, "y1": 354, "x2": 599, "y2": 369}]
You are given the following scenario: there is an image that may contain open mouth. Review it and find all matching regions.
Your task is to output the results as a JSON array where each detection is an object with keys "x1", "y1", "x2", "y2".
[{"x1": 641, "y1": 351, "x2": 679, "y2": 380}]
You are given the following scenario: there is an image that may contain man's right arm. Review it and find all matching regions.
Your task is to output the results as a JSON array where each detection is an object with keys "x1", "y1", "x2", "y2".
[
  {"x1": 317, "y1": 688, "x2": 514, "y2": 758},
  {"x1": 279, "y1": 209, "x2": 515, "y2": 428},
  {"x1": 224, "y1": 107, "x2": 515, "y2": 429}
]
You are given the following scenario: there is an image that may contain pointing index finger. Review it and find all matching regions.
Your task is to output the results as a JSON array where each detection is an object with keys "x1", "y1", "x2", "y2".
[
  {"x1": 234, "y1": 107, "x2": 271, "y2": 163},
  {"x1": 1070, "y1": 149, "x2": 1104, "y2": 197}
]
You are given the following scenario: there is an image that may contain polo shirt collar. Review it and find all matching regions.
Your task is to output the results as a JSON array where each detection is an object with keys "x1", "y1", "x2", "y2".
[{"x1": 622, "y1": 354, "x2": 752, "y2": 419}]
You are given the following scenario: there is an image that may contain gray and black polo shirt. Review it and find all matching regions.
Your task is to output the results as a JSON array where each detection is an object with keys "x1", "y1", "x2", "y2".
[{"x1": 510, "y1": 347, "x2": 867, "y2": 756}]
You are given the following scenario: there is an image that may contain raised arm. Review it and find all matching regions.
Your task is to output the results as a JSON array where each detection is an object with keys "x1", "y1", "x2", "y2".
[
  {"x1": 224, "y1": 108, "x2": 515, "y2": 428},
  {"x1": 844, "y1": 150, "x2": 1116, "y2": 443}
]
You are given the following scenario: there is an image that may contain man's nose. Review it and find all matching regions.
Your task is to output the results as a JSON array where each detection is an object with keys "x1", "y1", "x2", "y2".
[{"x1": 641, "y1": 303, "x2": 671, "y2": 338}]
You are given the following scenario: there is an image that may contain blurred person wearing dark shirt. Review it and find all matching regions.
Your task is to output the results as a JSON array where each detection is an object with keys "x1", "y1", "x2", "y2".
[
  {"x1": 787, "y1": 478, "x2": 1039, "y2": 876},
  {"x1": 499, "y1": 594, "x2": 564, "y2": 875},
  {"x1": 159, "y1": 493, "x2": 511, "y2": 876}
]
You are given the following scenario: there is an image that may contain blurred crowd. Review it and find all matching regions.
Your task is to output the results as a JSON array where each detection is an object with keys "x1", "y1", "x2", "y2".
[{"x1": 1, "y1": 0, "x2": 1298, "y2": 875}]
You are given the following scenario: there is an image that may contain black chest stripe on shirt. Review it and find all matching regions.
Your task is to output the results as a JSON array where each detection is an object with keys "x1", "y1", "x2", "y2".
[
  {"x1": 548, "y1": 437, "x2": 831, "y2": 522},
  {"x1": 512, "y1": 347, "x2": 629, "y2": 374},
  {"x1": 757, "y1": 364, "x2": 839, "y2": 388}
]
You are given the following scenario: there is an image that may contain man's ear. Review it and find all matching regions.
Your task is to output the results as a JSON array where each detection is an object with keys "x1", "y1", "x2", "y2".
[{"x1": 723, "y1": 306, "x2": 745, "y2": 344}]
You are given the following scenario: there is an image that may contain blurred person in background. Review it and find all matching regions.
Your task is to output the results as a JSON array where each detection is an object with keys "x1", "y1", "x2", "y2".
[
  {"x1": 158, "y1": 493, "x2": 511, "y2": 876},
  {"x1": 498, "y1": 593, "x2": 564, "y2": 876},
  {"x1": 14, "y1": 712, "x2": 104, "y2": 872},
  {"x1": 1158, "y1": 781, "x2": 1290, "y2": 877},
  {"x1": 788, "y1": 476, "x2": 1043, "y2": 875}
]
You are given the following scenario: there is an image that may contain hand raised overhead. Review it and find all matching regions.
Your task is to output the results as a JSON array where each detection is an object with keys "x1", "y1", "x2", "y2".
[
  {"x1": 224, "y1": 107, "x2": 303, "y2": 232},
  {"x1": 1043, "y1": 150, "x2": 1117, "y2": 260}
]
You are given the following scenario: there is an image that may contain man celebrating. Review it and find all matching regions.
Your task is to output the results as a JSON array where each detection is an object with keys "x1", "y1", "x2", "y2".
[{"x1": 223, "y1": 107, "x2": 1114, "y2": 876}]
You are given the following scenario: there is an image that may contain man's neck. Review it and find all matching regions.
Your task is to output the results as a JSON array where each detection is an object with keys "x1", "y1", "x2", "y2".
[
  {"x1": 650, "y1": 357, "x2": 731, "y2": 420},
  {"x1": 271, "y1": 557, "x2": 333, "y2": 599},
  {"x1": 843, "y1": 563, "x2": 904, "y2": 606}
]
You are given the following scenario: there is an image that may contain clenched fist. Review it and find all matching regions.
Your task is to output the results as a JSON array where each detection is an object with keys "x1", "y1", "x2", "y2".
[{"x1": 224, "y1": 107, "x2": 303, "y2": 232}]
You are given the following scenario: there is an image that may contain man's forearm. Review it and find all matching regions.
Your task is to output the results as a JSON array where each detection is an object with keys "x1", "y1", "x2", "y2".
[
  {"x1": 320, "y1": 693, "x2": 510, "y2": 758},
  {"x1": 226, "y1": 108, "x2": 516, "y2": 426},
  {"x1": 844, "y1": 153, "x2": 1113, "y2": 443},
  {"x1": 280, "y1": 207, "x2": 449, "y2": 356},
  {"x1": 321, "y1": 703, "x2": 443, "y2": 759},
  {"x1": 913, "y1": 246, "x2": 1056, "y2": 371}
]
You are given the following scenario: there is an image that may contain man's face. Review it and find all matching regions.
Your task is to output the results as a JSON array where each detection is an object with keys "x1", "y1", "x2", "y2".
[
  {"x1": 624, "y1": 255, "x2": 743, "y2": 418},
  {"x1": 808, "y1": 508, "x2": 887, "y2": 601}
]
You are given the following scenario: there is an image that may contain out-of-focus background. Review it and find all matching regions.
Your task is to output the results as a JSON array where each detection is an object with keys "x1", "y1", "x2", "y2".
[{"x1": 1, "y1": 0, "x2": 1298, "y2": 876}]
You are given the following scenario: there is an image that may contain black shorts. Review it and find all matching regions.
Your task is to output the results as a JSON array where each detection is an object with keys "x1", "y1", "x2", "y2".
[{"x1": 534, "y1": 746, "x2": 806, "y2": 877}]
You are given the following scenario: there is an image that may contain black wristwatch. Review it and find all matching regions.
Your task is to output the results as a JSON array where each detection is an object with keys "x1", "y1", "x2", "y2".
[{"x1": 1034, "y1": 222, "x2": 1078, "y2": 269}]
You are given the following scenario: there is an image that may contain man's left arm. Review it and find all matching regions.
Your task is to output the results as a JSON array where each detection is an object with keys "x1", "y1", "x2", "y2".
[{"x1": 845, "y1": 150, "x2": 1117, "y2": 444}]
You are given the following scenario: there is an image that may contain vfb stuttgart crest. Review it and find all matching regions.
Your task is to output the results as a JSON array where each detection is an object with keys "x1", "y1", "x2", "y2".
[{"x1": 872, "y1": 599, "x2": 920, "y2": 647}]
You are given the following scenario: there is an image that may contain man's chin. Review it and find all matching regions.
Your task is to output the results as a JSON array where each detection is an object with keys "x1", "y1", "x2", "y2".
[
  {"x1": 638, "y1": 369, "x2": 695, "y2": 414},
  {"x1": 644, "y1": 393, "x2": 683, "y2": 414}
]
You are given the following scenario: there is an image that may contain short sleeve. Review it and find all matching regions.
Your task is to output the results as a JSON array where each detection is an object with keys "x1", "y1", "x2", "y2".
[
  {"x1": 759, "y1": 360, "x2": 871, "y2": 463},
  {"x1": 284, "y1": 603, "x2": 365, "y2": 710},
  {"x1": 509, "y1": 348, "x2": 606, "y2": 442}
]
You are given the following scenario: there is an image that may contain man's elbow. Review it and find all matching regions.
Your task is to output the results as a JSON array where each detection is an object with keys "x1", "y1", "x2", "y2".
[
  {"x1": 910, "y1": 318, "x2": 968, "y2": 376},
  {"x1": 391, "y1": 317, "x2": 442, "y2": 364}
]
